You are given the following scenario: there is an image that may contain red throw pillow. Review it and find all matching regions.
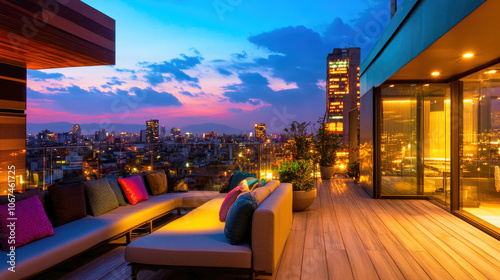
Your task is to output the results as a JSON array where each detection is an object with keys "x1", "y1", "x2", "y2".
[
  {"x1": 219, "y1": 186, "x2": 247, "y2": 222},
  {"x1": 0, "y1": 195, "x2": 55, "y2": 251},
  {"x1": 118, "y1": 176, "x2": 149, "y2": 205}
]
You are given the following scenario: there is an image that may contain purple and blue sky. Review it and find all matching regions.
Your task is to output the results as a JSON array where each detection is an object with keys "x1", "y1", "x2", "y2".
[{"x1": 27, "y1": 0, "x2": 397, "y2": 133}]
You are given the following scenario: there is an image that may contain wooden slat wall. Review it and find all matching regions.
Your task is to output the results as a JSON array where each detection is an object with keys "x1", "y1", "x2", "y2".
[
  {"x1": 0, "y1": 62, "x2": 26, "y2": 111},
  {"x1": 0, "y1": 62, "x2": 26, "y2": 193},
  {"x1": 0, "y1": 0, "x2": 115, "y2": 69}
]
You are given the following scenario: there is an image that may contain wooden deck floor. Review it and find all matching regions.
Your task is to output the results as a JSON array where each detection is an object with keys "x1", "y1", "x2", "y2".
[{"x1": 40, "y1": 179, "x2": 500, "y2": 280}]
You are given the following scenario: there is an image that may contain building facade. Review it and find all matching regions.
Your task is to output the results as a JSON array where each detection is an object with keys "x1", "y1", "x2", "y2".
[
  {"x1": 360, "y1": 0, "x2": 500, "y2": 238},
  {"x1": 255, "y1": 123, "x2": 266, "y2": 141},
  {"x1": 146, "y1": 119, "x2": 159, "y2": 143},
  {"x1": 326, "y1": 47, "x2": 360, "y2": 148}
]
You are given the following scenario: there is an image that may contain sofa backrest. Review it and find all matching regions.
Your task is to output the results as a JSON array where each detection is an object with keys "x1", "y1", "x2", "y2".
[{"x1": 251, "y1": 182, "x2": 293, "y2": 274}]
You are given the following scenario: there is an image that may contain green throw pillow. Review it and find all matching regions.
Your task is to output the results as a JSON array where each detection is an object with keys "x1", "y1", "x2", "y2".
[
  {"x1": 224, "y1": 192, "x2": 258, "y2": 245},
  {"x1": 228, "y1": 170, "x2": 256, "y2": 192},
  {"x1": 84, "y1": 178, "x2": 119, "y2": 216}
]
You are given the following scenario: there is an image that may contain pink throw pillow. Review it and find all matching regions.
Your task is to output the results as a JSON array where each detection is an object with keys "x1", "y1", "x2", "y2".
[
  {"x1": 0, "y1": 195, "x2": 55, "y2": 251},
  {"x1": 219, "y1": 187, "x2": 247, "y2": 222},
  {"x1": 118, "y1": 175, "x2": 149, "y2": 205}
]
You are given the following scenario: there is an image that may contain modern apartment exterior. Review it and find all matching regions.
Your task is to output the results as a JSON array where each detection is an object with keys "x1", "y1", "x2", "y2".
[
  {"x1": 360, "y1": 0, "x2": 500, "y2": 238},
  {"x1": 146, "y1": 119, "x2": 159, "y2": 143}
]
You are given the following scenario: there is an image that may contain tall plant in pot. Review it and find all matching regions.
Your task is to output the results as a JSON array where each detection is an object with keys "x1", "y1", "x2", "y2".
[
  {"x1": 315, "y1": 114, "x2": 343, "y2": 180},
  {"x1": 279, "y1": 121, "x2": 317, "y2": 211}
]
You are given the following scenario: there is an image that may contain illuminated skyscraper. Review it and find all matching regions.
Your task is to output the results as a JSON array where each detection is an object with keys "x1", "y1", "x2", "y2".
[
  {"x1": 326, "y1": 48, "x2": 360, "y2": 146},
  {"x1": 255, "y1": 123, "x2": 266, "y2": 141},
  {"x1": 71, "y1": 124, "x2": 81, "y2": 136},
  {"x1": 171, "y1": 127, "x2": 181, "y2": 138},
  {"x1": 146, "y1": 119, "x2": 159, "y2": 143}
]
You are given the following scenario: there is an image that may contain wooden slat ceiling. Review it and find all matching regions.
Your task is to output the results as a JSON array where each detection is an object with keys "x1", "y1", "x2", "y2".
[{"x1": 0, "y1": 0, "x2": 115, "y2": 70}]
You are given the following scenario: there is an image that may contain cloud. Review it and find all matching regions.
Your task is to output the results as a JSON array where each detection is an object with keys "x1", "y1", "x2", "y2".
[
  {"x1": 106, "y1": 77, "x2": 126, "y2": 86},
  {"x1": 231, "y1": 51, "x2": 248, "y2": 60},
  {"x1": 28, "y1": 70, "x2": 66, "y2": 81},
  {"x1": 28, "y1": 85, "x2": 182, "y2": 116},
  {"x1": 180, "y1": 90, "x2": 195, "y2": 97},
  {"x1": 216, "y1": 67, "x2": 233, "y2": 76},
  {"x1": 142, "y1": 52, "x2": 204, "y2": 86}
]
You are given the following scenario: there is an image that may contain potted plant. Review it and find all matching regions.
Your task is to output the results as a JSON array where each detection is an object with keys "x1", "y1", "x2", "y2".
[
  {"x1": 347, "y1": 160, "x2": 360, "y2": 182},
  {"x1": 277, "y1": 160, "x2": 316, "y2": 211},
  {"x1": 315, "y1": 114, "x2": 342, "y2": 180},
  {"x1": 280, "y1": 121, "x2": 317, "y2": 211}
]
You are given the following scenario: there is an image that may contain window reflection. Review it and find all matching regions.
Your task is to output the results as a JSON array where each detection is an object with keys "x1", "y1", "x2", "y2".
[{"x1": 461, "y1": 65, "x2": 500, "y2": 229}]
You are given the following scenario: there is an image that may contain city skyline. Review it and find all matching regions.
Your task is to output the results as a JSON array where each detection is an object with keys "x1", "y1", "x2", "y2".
[{"x1": 26, "y1": 0, "x2": 397, "y2": 133}]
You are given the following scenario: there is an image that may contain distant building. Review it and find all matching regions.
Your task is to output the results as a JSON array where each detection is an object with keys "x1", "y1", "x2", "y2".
[
  {"x1": 171, "y1": 127, "x2": 181, "y2": 138},
  {"x1": 326, "y1": 47, "x2": 360, "y2": 145},
  {"x1": 146, "y1": 119, "x2": 159, "y2": 143},
  {"x1": 255, "y1": 123, "x2": 266, "y2": 141},
  {"x1": 95, "y1": 129, "x2": 106, "y2": 142},
  {"x1": 140, "y1": 130, "x2": 147, "y2": 143},
  {"x1": 161, "y1": 125, "x2": 167, "y2": 139},
  {"x1": 71, "y1": 124, "x2": 81, "y2": 136}
]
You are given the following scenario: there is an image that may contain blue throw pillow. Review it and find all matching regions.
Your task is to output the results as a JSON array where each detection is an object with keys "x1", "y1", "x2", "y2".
[
  {"x1": 84, "y1": 178, "x2": 119, "y2": 216},
  {"x1": 229, "y1": 170, "x2": 256, "y2": 192},
  {"x1": 224, "y1": 192, "x2": 258, "y2": 245},
  {"x1": 106, "y1": 176, "x2": 127, "y2": 206}
]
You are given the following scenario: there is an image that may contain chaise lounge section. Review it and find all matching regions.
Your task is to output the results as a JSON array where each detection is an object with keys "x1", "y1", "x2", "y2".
[{"x1": 125, "y1": 181, "x2": 293, "y2": 279}]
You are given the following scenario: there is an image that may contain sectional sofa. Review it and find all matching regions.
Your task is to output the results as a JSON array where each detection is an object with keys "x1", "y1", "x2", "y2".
[
  {"x1": 125, "y1": 181, "x2": 293, "y2": 280},
  {"x1": 0, "y1": 188, "x2": 224, "y2": 280}
]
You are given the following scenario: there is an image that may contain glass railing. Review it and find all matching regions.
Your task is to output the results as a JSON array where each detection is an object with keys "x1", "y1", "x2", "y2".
[{"x1": 24, "y1": 143, "x2": 287, "y2": 191}]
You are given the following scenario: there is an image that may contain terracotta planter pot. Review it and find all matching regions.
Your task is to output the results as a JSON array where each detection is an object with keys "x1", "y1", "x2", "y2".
[
  {"x1": 293, "y1": 189, "x2": 317, "y2": 211},
  {"x1": 320, "y1": 166, "x2": 335, "y2": 180}
]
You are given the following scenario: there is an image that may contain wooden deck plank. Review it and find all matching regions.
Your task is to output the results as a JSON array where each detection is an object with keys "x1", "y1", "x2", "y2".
[
  {"x1": 348, "y1": 182, "x2": 431, "y2": 280},
  {"x1": 325, "y1": 249, "x2": 354, "y2": 280},
  {"x1": 382, "y1": 200, "x2": 474, "y2": 280},
  {"x1": 301, "y1": 249, "x2": 329, "y2": 280},
  {"x1": 409, "y1": 200, "x2": 500, "y2": 262},
  {"x1": 393, "y1": 200, "x2": 490, "y2": 280},
  {"x1": 275, "y1": 230, "x2": 305, "y2": 280},
  {"x1": 328, "y1": 180, "x2": 379, "y2": 280}
]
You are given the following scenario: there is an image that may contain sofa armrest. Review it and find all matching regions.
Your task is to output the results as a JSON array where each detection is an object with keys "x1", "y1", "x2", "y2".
[{"x1": 251, "y1": 183, "x2": 293, "y2": 274}]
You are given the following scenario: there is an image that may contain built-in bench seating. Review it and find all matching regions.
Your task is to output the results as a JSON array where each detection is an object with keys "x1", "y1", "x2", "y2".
[{"x1": 0, "y1": 190, "x2": 224, "y2": 280}]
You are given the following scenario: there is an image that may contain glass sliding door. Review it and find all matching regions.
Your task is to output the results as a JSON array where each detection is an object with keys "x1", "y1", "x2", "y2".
[
  {"x1": 423, "y1": 85, "x2": 451, "y2": 207},
  {"x1": 460, "y1": 65, "x2": 500, "y2": 229},
  {"x1": 380, "y1": 84, "x2": 450, "y2": 198},
  {"x1": 380, "y1": 85, "x2": 418, "y2": 195}
]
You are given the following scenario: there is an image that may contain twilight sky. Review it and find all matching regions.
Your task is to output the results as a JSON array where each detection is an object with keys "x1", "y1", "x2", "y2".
[{"x1": 27, "y1": 0, "x2": 398, "y2": 133}]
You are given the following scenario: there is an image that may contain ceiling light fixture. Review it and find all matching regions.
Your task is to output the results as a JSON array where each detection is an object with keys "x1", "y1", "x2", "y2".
[
  {"x1": 463, "y1": 53, "x2": 474, "y2": 58},
  {"x1": 431, "y1": 72, "x2": 440, "y2": 76}
]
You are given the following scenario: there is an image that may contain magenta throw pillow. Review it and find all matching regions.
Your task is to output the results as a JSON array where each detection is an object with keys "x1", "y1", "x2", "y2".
[
  {"x1": 219, "y1": 186, "x2": 247, "y2": 222},
  {"x1": 0, "y1": 195, "x2": 54, "y2": 251},
  {"x1": 118, "y1": 175, "x2": 149, "y2": 205}
]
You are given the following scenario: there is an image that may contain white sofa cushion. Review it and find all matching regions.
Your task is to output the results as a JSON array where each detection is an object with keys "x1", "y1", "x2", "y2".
[{"x1": 125, "y1": 197, "x2": 252, "y2": 269}]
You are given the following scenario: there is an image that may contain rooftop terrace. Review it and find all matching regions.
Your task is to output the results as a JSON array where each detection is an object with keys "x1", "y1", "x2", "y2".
[{"x1": 35, "y1": 178, "x2": 500, "y2": 280}]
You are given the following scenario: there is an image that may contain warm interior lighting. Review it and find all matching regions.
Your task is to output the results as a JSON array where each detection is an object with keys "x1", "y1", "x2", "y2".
[
  {"x1": 389, "y1": 85, "x2": 395, "y2": 88},
  {"x1": 487, "y1": 70, "x2": 497, "y2": 74},
  {"x1": 462, "y1": 53, "x2": 474, "y2": 58},
  {"x1": 431, "y1": 72, "x2": 440, "y2": 76}
]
